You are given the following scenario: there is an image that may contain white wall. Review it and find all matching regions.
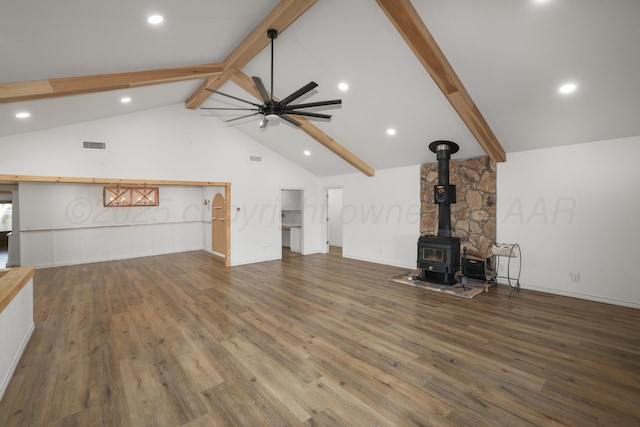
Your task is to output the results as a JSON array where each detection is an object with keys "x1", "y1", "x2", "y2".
[
  {"x1": 497, "y1": 136, "x2": 640, "y2": 308},
  {"x1": 18, "y1": 182, "x2": 210, "y2": 267},
  {"x1": 0, "y1": 104, "x2": 323, "y2": 266},
  {"x1": 320, "y1": 165, "x2": 421, "y2": 269}
]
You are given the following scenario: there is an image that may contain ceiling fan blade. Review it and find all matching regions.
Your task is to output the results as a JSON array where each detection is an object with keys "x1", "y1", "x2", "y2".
[
  {"x1": 225, "y1": 113, "x2": 260, "y2": 123},
  {"x1": 287, "y1": 111, "x2": 332, "y2": 120},
  {"x1": 205, "y1": 88, "x2": 262, "y2": 107},
  {"x1": 280, "y1": 114, "x2": 302, "y2": 127},
  {"x1": 252, "y1": 76, "x2": 271, "y2": 103},
  {"x1": 200, "y1": 107, "x2": 259, "y2": 111},
  {"x1": 280, "y1": 82, "x2": 319, "y2": 106},
  {"x1": 285, "y1": 99, "x2": 342, "y2": 109}
]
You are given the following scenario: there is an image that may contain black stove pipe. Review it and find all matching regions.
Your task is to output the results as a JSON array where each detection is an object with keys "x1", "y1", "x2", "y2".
[{"x1": 428, "y1": 140, "x2": 459, "y2": 237}]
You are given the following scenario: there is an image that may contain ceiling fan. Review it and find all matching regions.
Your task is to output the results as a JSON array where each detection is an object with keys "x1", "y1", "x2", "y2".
[{"x1": 201, "y1": 28, "x2": 342, "y2": 128}]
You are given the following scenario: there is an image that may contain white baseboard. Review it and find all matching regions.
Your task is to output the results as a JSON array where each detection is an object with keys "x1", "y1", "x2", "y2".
[{"x1": 518, "y1": 283, "x2": 640, "y2": 309}]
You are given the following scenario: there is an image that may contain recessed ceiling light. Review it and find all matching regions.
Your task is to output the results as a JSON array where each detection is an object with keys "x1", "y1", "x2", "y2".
[
  {"x1": 386, "y1": 128, "x2": 396, "y2": 136},
  {"x1": 559, "y1": 83, "x2": 577, "y2": 94},
  {"x1": 338, "y1": 82, "x2": 349, "y2": 92},
  {"x1": 15, "y1": 112, "x2": 30, "y2": 119},
  {"x1": 120, "y1": 97, "x2": 131, "y2": 103},
  {"x1": 147, "y1": 15, "x2": 164, "y2": 25},
  {"x1": 304, "y1": 150, "x2": 311, "y2": 156}
]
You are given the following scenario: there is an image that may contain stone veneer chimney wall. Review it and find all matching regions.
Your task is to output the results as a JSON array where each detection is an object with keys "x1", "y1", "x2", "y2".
[{"x1": 420, "y1": 155, "x2": 496, "y2": 258}]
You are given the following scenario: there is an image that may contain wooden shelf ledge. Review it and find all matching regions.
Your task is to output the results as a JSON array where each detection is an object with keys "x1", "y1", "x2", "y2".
[
  {"x1": 282, "y1": 225, "x2": 302, "y2": 230},
  {"x1": 0, "y1": 266, "x2": 36, "y2": 313}
]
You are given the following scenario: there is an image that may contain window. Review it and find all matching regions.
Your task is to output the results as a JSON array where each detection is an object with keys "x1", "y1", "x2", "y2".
[{"x1": 0, "y1": 203, "x2": 12, "y2": 232}]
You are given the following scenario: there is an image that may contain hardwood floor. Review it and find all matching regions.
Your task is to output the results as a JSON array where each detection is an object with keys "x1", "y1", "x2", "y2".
[
  {"x1": 328, "y1": 245, "x2": 342, "y2": 257},
  {"x1": 1, "y1": 250, "x2": 639, "y2": 426}
]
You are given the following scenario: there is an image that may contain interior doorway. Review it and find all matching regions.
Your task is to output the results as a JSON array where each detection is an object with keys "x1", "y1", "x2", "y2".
[
  {"x1": 0, "y1": 199, "x2": 10, "y2": 268},
  {"x1": 0, "y1": 188, "x2": 18, "y2": 268},
  {"x1": 327, "y1": 188, "x2": 343, "y2": 256},
  {"x1": 281, "y1": 189, "x2": 303, "y2": 257}
]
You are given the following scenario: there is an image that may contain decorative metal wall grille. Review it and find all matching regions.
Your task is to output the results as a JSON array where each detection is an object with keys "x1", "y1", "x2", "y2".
[{"x1": 103, "y1": 187, "x2": 159, "y2": 207}]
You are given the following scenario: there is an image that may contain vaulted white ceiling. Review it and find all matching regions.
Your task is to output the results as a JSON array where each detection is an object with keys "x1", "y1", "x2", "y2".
[{"x1": 2, "y1": 0, "x2": 639, "y2": 177}]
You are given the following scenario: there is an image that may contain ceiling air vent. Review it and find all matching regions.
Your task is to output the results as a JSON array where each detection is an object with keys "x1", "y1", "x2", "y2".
[
  {"x1": 83, "y1": 141, "x2": 106, "y2": 150},
  {"x1": 249, "y1": 155, "x2": 262, "y2": 162}
]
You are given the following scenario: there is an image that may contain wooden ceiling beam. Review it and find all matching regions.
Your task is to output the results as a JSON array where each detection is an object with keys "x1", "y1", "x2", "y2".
[
  {"x1": 0, "y1": 63, "x2": 224, "y2": 104},
  {"x1": 185, "y1": 0, "x2": 317, "y2": 110},
  {"x1": 230, "y1": 72, "x2": 375, "y2": 176},
  {"x1": 376, "y1": 0, "x2": 507, "y2": 162},
  {"x1": 296, "y1": 120, "x2": 375, "y2": 177}
]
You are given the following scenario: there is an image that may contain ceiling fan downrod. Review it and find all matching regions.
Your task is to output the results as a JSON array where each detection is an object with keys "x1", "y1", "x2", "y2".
[{"x1": 268, "y1": 28, "x2": 278, "y2": 103}]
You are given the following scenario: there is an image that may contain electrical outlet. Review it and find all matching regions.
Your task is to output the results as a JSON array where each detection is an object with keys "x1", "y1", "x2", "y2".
[{"x1": 570, "y1": 272, "x2": 580, "y2": 283}]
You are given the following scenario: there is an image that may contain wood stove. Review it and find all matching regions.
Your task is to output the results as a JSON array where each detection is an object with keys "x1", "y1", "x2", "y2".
[
  {"x1": 417, "y1": 141, "x2": 461, "y2": 284},
  {"x1": 418, "y1": 235, "x2": 460, "y2": 284}
]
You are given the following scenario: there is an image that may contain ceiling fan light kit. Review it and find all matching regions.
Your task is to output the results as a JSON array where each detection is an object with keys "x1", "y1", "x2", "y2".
[{"x1": 201, "y1": 29, "x2": 341, "y2": 128}]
